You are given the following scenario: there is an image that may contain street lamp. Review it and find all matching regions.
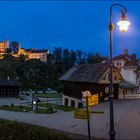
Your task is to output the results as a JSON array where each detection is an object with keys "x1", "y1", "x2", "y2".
[{"x1": 109, "y1": 4, "x2": 130, "y2": 140}]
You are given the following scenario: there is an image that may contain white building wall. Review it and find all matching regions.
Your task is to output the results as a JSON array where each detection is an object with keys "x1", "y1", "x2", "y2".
[
  {"x1": 29, "y1": 52, "x2": 48, "y2": 62},
  {"x1": 63, "y1": 95, "x2": 83, "y2": 108},
  {"x1": 121, "y1": 68, "x2": 137, "y2": 85},
  {"x1": 113, "y1": 59, "x2": 126, "y2": 70},
  {"x1": 113, "y1": 59, "x2": 138, "y2": 94}
]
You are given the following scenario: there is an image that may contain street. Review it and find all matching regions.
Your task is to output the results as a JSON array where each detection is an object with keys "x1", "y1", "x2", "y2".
[{"x1": 0, "y1": 98, "x2": 140, "y2": 139}]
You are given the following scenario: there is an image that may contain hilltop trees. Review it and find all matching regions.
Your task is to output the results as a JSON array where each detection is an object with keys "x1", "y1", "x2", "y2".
[
  {"x1": 0, "y1": 61, "x2": 17, "y2": 79},
  {"x1": 9, "y1": 41, "x2": 20, "y2": 53},
  {"x1": 70, "y1": 50, "x2": 76, "y2": 65},
  {"x1": 51, "y1": 47, "x2": 107, "y2": 66},
  {"x1": 53, "y1": 47, "x2": 62, "y2": 64},
  {"x1": 0, "y1": 46, "x2": 107, "y2": 91},
  {"x1": 16, "y1": 59, "x2": 49, "y2": 89}
]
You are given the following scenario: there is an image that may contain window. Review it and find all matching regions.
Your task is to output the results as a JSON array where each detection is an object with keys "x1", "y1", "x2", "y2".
[
  {"x1": 78, "y1": 102, "x2": 83, "y2": 108},
  {"x1": 71, "y1": 100, "x2": 75, "y2": 107},
  {"x1": 116, "y1": 62, "x2": 119, "y2": 66},
  {"x1": 102, "y1": 75, "x2": 106, "y2": 80},
  {"x1": 116, "y1": 62, "x2": 121, "y2": 67},
  {"x1": 65, "y1": 98, "x2": 68, "y2": 106},
  {"x1": 114, "y1": 76, "x2": 117, "y2": 81}
]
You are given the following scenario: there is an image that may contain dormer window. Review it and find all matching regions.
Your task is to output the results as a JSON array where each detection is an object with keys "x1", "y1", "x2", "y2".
[
  {"x1": 114, "y1": 76, "x2": 117, "y2": 81},
  {"x1": 116, "y1": 62, "x2": 121, "y2": 67}
]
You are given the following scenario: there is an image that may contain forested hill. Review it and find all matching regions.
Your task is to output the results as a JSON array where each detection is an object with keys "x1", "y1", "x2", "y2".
[{"x1": 0, "y1": 47, "x2": 107, "y2": 91}]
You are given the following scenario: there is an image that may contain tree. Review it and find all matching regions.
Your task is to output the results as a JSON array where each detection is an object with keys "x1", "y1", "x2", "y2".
[
  {"x1": 87, "y1": 52, "x2": 106, "y2": 64},
  {"x1": 53, "y1": 47, "x2": 62, "y2": 64},
  {"x1": 76, "y1": 50, "x2": 82, "y2": 61},
  {"x1": 2, "y1": 54, "x2": 18, "y2": 62},
  {"x1": 70, "y1": 50, "x2": 76, "y2": 65},
  {"x1": 63, "y1": 49, "x2": 70, "y2": 65},
  {"x1": 76, "y1": 50, "x2": 86, "y2": 64},
  {"x1": 18, "y1": 54, "x2": 29, "y2": 62},
  {"x1": 0, "y1": 60, "x2": 17, "y2": 79},
  {"x1": 87, "y1": 52, "x2": 94, "y2": 63},
  {"x1": 9, "y1": 41, "x2": 20, "y2": 53},
  {"x1": 5, "y1": 48, "x2": 12, "y2": 53},
  {"x1": 16, "y1": 59, "x2": 48, "y2": 89},
  {"x1": 47, "y1": 54, "x2": 53, "y2": 64}
]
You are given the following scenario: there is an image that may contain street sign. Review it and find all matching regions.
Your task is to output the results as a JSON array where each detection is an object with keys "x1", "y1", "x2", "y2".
[
  {"x1": 74, "y1": 109, "x2": 90, "y2": 120},
  {"x1": 90, "y1": 110, "x2": 104, "y2": 114},
  {"x1": 82, "y1": 91, "x2": 91, "y2": 97},
  {"x1": 105, "y1": 87, "x2": 109, "y2": 94},
  {"x1": 87, "y1": 94, "x2": 99, "y2": 106}
]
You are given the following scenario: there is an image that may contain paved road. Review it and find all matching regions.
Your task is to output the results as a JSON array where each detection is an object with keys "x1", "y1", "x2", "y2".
[
  {"x1": 0, "y1": 99, "x2": 140, "y2": 140},
  {"x1": 0, "y1": 97, "x2": 30, "y2": 105}
]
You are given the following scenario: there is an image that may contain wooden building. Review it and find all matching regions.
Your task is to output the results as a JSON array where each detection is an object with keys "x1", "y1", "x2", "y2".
[
  {"x1": 59, "y1": 63, "x2": 122, "y2": 108},
  {"x1": 0, "y1": 80, "x2": 22, "y2": 97}
]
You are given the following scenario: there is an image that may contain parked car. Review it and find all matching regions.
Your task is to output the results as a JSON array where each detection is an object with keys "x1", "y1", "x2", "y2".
[{"x1": 46, "y1": 88, "x2": 57, "y2": 94}]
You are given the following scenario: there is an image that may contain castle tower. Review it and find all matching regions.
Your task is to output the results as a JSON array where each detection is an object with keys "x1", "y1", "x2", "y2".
[{"x1": 0, "y1": 40, "x2": 9, "y2": 52}]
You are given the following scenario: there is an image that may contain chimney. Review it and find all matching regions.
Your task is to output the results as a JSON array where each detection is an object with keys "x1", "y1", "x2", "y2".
[
  {"x1": 101, "y1": 57, "x2": 109, "y2": 64},
  {"x1": 132, "y1": 54, "x2": 136, "y2": 61},
  {"x1": 124, "y1": 49, "x2": 128, "y2": 55}
]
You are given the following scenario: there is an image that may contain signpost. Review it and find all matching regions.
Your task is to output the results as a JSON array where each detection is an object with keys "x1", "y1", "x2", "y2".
[
  {"x1": 74, "y1": 109, "x2": 90, "y2": 120},
  {"x1": 82, "y1": 91, "x2": 92, "y2": 140},
  {"x1": 86, "y1": 96, "x2": 91, "y2": 140},
  {"x1": 74, "y1": 90, "x2": 101, "y2": 140},
  {"x1": 87, "y1": 94, "x2": 99, "y2": 106},
  {"x1": 82, "y1": 90, "x2": 91, "y2": 97},
  {"x1": 105, "y1": 87, "x2": 109, "y2": 93}
]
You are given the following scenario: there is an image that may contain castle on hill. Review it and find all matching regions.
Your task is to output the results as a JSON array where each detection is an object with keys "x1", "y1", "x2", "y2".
[{"x1": 0, "y1": 40, "x2": 49, "y2": 63}]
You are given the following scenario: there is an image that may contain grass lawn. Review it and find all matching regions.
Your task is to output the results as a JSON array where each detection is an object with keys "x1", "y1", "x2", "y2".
[
  {"x1": 34, "y1": 92, "x2": 62, "y2": 98},
  {"x1": 0, "y1": 105, "x2": 31, "y2": 112},
  {"x1": 39, "y1": 102, "x2": 74, "y2": 112},
  {"x1": 0, "y1": 102, "x2": 74, "y2": 113},
  {"x1": 0, "y1": 105, "x2": 56, "y2": 114},
  {"x1": 0, "y1": 118, "x2": 72, "y2": 140}
]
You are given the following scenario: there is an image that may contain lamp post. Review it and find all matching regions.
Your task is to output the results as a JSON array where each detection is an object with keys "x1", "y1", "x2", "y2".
[{"x1": 109, "y1": 4, "x2": 130, "y2": 140}]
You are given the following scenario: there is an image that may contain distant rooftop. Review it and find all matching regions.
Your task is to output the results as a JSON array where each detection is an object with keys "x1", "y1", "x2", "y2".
[
  {"x1": 113, "y1": 49, "x2": 138, "y2": 67},
  {"x1": 0, "y1": 79, "x2": 22, "y2": 86},
  {"x1": 26, "y1": 49, "x2": 49, "y2": 53}
]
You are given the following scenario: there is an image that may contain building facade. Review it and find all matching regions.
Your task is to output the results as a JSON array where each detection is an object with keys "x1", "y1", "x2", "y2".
[
  {"x1": 0, "y1": 79, "x2": 22, "y2": 97},
  {"x1": 112, "y1": 49, "x2": 140, "y2": 97},
  {"x1": 59, "y1": 63, "x2": 122, "y2": 108},
  {"x1": 0, "y1": 40, "x2": 8, "y2": 53},
  {"x1": 27, "y1": 49, "x2": 49, "y2": 62}
]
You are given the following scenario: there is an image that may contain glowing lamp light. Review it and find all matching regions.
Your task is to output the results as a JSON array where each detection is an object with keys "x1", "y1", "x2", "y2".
[
  {"x1": 117, "y1": 20, "x2": 130, "y2": 32},
  {"x1": 117, "y1": 12, "x2": 130, "y2": 32},
  {"x1": 33, "y1": 101, "x2": 36, "y2": 105}
]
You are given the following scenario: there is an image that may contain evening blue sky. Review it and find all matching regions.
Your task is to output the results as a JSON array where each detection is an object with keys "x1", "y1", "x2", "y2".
[{"x1": 0, "y1": 1, "x2": 140, "y2": 57}]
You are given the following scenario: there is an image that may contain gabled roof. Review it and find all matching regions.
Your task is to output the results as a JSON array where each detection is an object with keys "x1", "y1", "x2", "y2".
[
  {"x1": 119, "y1": 81, "x2": 137, "y2": 89},
  {"x1": 113, "y1": 54, "x2": 132, "y2": 61},
  {"x1": 0, "y1": 80, "x2": 22, "y2": 86},
  {"x1": 26, "y1": 49, "x2": 48, "y2": 53},
  {"x1": 124, "y1": 60, "x2": 139, "y2": 67},
  {"x1": 59, "y1": 63, "x2": 112, "y2": 83}
]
